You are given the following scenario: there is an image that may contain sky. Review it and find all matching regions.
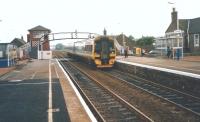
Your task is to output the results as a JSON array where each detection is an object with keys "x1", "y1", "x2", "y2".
[{"x1": 0, "y1": 0, "x2": 200, "y2": 43}]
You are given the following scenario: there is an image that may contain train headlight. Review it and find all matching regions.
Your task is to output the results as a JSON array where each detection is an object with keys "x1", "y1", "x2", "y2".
[
  {"x1": 109, "y1": 59, "x2": 115, "y2": 64},
  {"x1": 95, "y1": 59, "x2": 101, "y2": 65}
]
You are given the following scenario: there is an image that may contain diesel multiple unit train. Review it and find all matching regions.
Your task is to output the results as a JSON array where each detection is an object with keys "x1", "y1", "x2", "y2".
[{"x1": 67, "y1": 36, "x2": 116, "y2": 68}]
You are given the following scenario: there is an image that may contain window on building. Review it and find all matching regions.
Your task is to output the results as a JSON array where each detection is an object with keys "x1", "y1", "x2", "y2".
[
  {"x1": 194, "y1": 34, "x2": 199, "y2": 47},
  {"x1": 32, "y1": 31, "x2": 48, "y2": 38}
]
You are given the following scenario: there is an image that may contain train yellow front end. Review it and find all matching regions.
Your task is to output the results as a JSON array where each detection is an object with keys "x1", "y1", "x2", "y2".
[
  {"x1": 67, "y1": 35, "x2": 116, "y2": 68},
  {"x1": 93, "y1": 36, "x2": 116, "y2": 68}
]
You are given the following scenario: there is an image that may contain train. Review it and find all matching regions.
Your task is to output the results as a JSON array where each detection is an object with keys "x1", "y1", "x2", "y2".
[{"x1": 67, "y1": 35, "x2": 116, "y2": 68}]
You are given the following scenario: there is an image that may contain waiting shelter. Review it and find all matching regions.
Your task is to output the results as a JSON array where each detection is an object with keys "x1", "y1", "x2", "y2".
[{"x1": 155, "y1": 30, "x2": 184, "y2": 59}]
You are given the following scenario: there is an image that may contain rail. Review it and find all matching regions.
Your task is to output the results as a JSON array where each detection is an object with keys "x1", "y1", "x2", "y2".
[{"x1": 59, "y1": 59, "x2": 153, "y2": 122}]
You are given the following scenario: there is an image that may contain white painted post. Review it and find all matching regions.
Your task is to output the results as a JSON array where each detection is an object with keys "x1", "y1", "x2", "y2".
[{"x1": 7, "y1": 45, "x2": 9, "y2": 67}]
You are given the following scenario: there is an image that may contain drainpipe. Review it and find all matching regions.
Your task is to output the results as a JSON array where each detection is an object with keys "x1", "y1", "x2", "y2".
[
  {"x1": 7, "y1": 45, "x2": 9, "y2": 67},
  {"x1": 177, "y1": 19, "x2": 179, "y2": 30}
]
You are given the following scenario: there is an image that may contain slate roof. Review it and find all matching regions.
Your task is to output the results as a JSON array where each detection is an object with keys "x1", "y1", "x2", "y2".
[
  {"x1": 11, "y1": 38, "x2": 26, "y2": 47},
  {"x1": 0, "y1": 43, "x2": 10, "y2": 45},
  {"x1": 179, "y1": 19, "x2": 188, "y2": 31},
  {"x1": 189, "y1": 17, "x2": 200, "y2": 33},
  {"x1": 166, "y1": 17, "x2": 200, "y2": 34},
  {"x1": 28, "y1": 25, "x2": 51, "y2": 32},
  {"x1": 165, "y1": 19, "x2": 188, "y2": 33},
  {"x1": 165, "y1": 20, "x2": 177, "y2": 33}
]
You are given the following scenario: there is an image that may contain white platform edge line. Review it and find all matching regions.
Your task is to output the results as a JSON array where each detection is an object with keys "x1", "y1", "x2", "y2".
[
  {"x1": 56, "y1": 59, "x2": 97, "y2": 122},
  {"x1": 117, "y1": 60, "x2": 200, "y2": 79},
  {"x1": 48, "y1": 60, "x2": 53, "y2": 122}
]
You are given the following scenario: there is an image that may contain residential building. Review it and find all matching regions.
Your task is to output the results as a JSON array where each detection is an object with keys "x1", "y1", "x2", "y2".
[{"x1": 11, "y1": 37, "x2": 26, "y2": 48}]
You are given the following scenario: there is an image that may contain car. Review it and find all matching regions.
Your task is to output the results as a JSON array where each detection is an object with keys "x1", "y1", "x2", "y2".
[{"x1": 148, "y1": 50, "x2": 161, "y2": 57}]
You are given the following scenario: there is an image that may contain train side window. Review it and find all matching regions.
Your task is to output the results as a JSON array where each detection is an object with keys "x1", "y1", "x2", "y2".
[{"x1": 85, "y1": 45, "x2": 92, "y2": 52}]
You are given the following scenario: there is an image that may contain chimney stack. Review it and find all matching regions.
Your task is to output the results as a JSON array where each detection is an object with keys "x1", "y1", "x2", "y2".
[
  {"x1": 21, "y1": 36, "x2": 24, "y2": 40},
  {"x1": 103, "y1": 28, "x2": 107, "y2": 36},
  {"x1": 171, "y1": 8, "x2": 177, "y2": 22},
  {"x1": 171, "y1": 8, "x2": 179, "y2": 30}
]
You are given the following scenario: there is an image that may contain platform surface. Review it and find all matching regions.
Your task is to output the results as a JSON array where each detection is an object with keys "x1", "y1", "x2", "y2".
[
  {"x1": 0, "y1": 59, "x2": 91, "y2": 122},
  {"x1": 116, "y1": 56, "x2": 200, "y2": 75}
]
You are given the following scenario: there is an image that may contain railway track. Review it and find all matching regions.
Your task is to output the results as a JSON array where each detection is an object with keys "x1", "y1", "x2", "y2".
[
  {"x1": 53, "y1": 50, "x2": 200, "y2": 121},
  {"x1": 104, "y1": 69, "x2": 200, "y2": 117},
  {"x1": 67, "y1": 61, "x2": 200, "y2": 121},
  {"x1": 58, "y1": 59, "x2": 153, "y2": 122}
]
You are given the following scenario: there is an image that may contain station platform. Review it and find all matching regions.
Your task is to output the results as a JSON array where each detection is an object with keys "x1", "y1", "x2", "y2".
[
  {"x1": 0, "y1": 59, "x2": 92, "y2": 122},
  {"x1": 116, "y1": 56, "x2": 200, "y2": 75}
]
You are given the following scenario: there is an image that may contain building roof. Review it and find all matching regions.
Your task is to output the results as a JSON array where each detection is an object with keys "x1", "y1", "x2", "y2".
[
  {"x1": 166, "y1": 19, "x2": 188, "y2": 33},
  {"x1": 11, "y1": 38, "x2": 26, "y2": 47},
  {"x1": 179, "y1": 19, "x2": 188, "y2": 31},
  {"x1": 28, "y1": 25, "x2": 51, "y2": 32},
  {"x1": 165, "y1": 21, "x2": 177, "y2": 33},
  {"x1": 189, "y1": 17, "x2": 200, "y2": 33},
  {"x1": 0, "y1": 43, "x2": 10, "y2": 45},
  {"x1": 166, "y1": 17, "x2": 200, "y2": 34}
]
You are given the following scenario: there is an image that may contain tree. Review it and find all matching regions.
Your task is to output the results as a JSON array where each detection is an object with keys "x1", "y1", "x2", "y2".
[
  {"x1": 55, "y1": 43, "x2": 65, "y2": 50},
  {"x1": 115, "y1": 34, "x2": 136, "y2": 50},
  {"x1": 128, "y1": 35, "x2": 134, "y2": 41},
  {"x1": 136, "y1": 36, "x2": 155, "y2": 51}
]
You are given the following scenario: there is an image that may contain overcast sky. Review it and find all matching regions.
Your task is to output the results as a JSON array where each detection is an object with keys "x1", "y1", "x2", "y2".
[{"x1": 0, "y1": 0, "x2": 200, "y2": 43}]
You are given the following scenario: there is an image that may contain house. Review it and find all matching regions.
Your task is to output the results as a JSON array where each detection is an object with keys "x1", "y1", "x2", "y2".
[
  {"x1": 11, "y1": 37, "x2": 26, "y2": 48},
  {"x1": 27, "y1": 25, "x2": 51, "y2": 58},
  {"x1": 166, "y1": 8, "x2": 200, "y2": 54},
  {"x1": 11, "y1": 37, "x2": 30, "y2": 60}
]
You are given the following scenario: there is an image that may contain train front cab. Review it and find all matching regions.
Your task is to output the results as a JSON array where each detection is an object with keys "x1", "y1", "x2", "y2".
[{"x1": 93, "y1": 37, "x2": 116, "y2": 68}]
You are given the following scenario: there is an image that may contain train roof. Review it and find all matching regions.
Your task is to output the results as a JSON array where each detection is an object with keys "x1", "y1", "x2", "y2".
[
  {"x1": 73, "y1": 35, "x2": 114, "y2": 45},
  {"x1": 94, "y1": 36, "x2": 114, "y2": 42}
]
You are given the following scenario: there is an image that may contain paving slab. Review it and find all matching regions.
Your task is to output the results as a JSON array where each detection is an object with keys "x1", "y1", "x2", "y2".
[{"x1": 53, "y1": 59, "x2": 92, "y2": 122}]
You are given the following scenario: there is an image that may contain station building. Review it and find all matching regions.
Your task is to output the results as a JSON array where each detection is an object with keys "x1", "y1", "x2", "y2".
[
  {"x1": 155, "y1": 8, "x2": 200, "y2": 58},
  {"x1": 166, "y1": 8, "x2": 200, "y2": 54},
  {"x1": 159, "y1": 8, "x2": 200, "y2": 54}
]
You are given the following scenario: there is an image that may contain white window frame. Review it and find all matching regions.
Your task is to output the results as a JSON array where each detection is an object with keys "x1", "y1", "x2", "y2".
[
  {"x1": 0, "y1": 51, "x2": 3, "y2": 58},
  {"x1": 194, "y1": 34, "x2": 199, "y2": 47}
]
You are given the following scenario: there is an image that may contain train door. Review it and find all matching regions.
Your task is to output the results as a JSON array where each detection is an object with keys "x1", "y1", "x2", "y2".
[{"x1": 101, "y1": 40, "x2": 110, "y2": 64}]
